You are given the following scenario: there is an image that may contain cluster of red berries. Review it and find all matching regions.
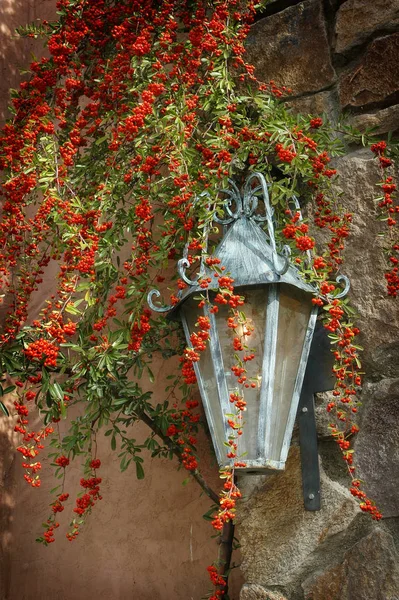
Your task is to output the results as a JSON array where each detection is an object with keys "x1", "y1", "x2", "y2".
[
  {"x1": 282, "y1": 211, "x2": 316, "y2": 253},
  {"x1": 67, "y1": 460, "x2": 103, "y2": 541},
  {"x1": 182, "y1": 316, "x2": 211, "y2": 380},
  {"x1": 371, "y1": 141, "x2": 392, "y2": 169},
  {"x1": 167, "y1": 399, "x2": 201, "y2": 472},
  {"x1": 128, "y1": 309, "x2": 151, "y2": 353},
  {"x1": 371, "y1": 144, "x2": 399, "y2": 296},
  {"x1": 24, "y1": 338, "x2": 59, "y2": 368},
  {"x1": 207, "y1": 565, "x2": 227, "y2": 599},
  {"x1": 55, "y1": 455, "x2": 70, "y2": 468},
  {"x1": 14, "y1": 381, "x2": 55, "y2": 488},
  {"x1": 211, "y1": 467, "x2": 242, "y2": 532},
  {"x1": 275, "y1": 143, "x2": 296, "y2": 164},
  {"x1": 321, "y1": 290, "x2": 382, "y2": 520},
  {"x1": 310, "y1": 117, "x2": 323, "y2": 129}
]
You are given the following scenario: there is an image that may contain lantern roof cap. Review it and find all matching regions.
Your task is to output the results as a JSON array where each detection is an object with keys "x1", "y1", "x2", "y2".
[
  {"x1": 169, "y1": 216, "x2": 317, "y2": 314},
  {"x1": 147, "y1": 172, "x2": 350, "y2": 315},
  {"x1": 206, "y1": 216, "x2": 315, "y2": 291}
]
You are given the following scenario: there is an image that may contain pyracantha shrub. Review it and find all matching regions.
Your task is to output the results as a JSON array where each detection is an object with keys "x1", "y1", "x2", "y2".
[{"x1": 1, "y1": 0, "x2": 396, "y2": 595}]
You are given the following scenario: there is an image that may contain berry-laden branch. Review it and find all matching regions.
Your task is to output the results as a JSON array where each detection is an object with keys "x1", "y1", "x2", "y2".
[{"x1": 370, "y1": 141, "x2": 399, "y2": 297}]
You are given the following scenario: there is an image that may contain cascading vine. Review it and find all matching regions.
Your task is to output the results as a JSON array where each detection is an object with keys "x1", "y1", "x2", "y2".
[{"x1": 0, "y1": 0, "x2": 395, "y2": 596}]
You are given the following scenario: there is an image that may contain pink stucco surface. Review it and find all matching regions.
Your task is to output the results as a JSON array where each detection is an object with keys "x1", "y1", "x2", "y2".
[{"x1": 0, "y1": 3, "x2": 243, "y2": 598}]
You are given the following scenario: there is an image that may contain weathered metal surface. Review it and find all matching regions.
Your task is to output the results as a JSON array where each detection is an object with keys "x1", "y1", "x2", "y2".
[
  {"x1": 180, "y1": 311, "x2": 224, "y2": 466},
  {"x1": 207, "y1": 306, "x2": 234, "y2": 455},
  {"x1": 335, "y1": 274, "x2": 351, "y2": 298},
  {"x1": 148, "y1": 172, "x2": 317, "y2": 318},
  {"x1": 167, "y1": 215, "x2": 317, "y2": 319},
  {"x1": 147, "y1": 173, "x2": 350, "y2": 314},
  {"x1": 146, "y1": 173, "x2": 346, "y2": 487},
  {"x1": 280, "y1": 305, "x2": 318, "y2": 466},
  {"x1": 258, "y1": 284, "x2": 279, "y2": 460},
  {"x1": 298, "y1": 322, "x2": 336, "y2": 511}
]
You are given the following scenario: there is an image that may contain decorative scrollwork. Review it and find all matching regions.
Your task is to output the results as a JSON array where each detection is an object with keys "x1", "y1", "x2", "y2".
[
  {"x1": 273, "y1": 244, "x2": 290, "y2": 275},
  {"x1": 243, "y1": 172, "x2": 291, "y2": 275},
  {"x1": 290, "y1": 193, "x2": 301, "y2": 215},
  {"x1": 147, "y1": 289, "x2": 174, "y2": 313},
  {"x1": 243, "y1": 173, "x2": 270, "y2": 223},
  {"x1": 214, "y1": 179, "x2": 242, "y2": 225},
  {"x1": 148, "y1": 172, "x2": 306, "y2": 314},
  {"x1": 213, "y1": 172, "x2": 294, "y2": 277},
  {"x1": 335, "y1": 274, "x2": 350, "y2": 299},
  {"x1": 177, "y1": 257, "x2": 200, "y2": 286}
]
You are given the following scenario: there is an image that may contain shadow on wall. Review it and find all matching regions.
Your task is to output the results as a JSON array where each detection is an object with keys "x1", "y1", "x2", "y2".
[
  {"x1": 0, "y1": 0, "x2": 57, "y2": 126},
  {"x1": 0, "y1": 402, "x2": 17, "y2": 600},
  {"x1": 0, "y1": 0, "x2": 53, "y2": 596}
]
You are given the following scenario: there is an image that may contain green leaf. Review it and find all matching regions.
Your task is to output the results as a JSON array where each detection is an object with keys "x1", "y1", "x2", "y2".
[
  {"x1": 113, "y1": 397, "x2": 129, "y2": 407},
  {"x1": 60, "y1": 399, "x2": 67, "y2": 419},
  {"x1": 135, "y1": 461, "x2": 145, "y2": 480},
  {"x1": 0, "y1": 401, "x2": 9, "y2": 417},
  {"x1": 1, "y1": 385, "x2": 16, "y2": 396},
  {"x1": 147, "y1": 367, "x2": 154, "y2": 383},
  {"x1": 49, "y1": 382, "x2": 64, "y2": 402},
  {"x1": 202, "y1": 507, "x2": 217, "y2": 521},
  {"x1": 65, "y1": 304, "x2": 81, "y2": 315}
]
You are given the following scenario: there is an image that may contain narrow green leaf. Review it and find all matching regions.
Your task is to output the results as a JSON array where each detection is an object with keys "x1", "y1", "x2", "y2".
[
  {"x1": 0, "y1": 401, "x2": 9, "y2": 417},
  {"x1": 135, "y1": 461, "x2": 145, "y2": 480}
]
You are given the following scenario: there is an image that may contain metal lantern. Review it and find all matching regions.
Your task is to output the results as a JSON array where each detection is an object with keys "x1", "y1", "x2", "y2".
[{"x1": 148, "y1": 173, "x2": 349, "y2": 478}]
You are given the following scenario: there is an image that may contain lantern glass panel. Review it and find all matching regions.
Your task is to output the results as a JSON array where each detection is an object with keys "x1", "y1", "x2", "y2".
[
  {"x1": 215, "y1": 287, "x2": 268, "y2": 462},
  {"x1": 268, "y1": 284, "x2": 313, "y2": 463},
  {"x1": 182, "y1": 303, "x2": 227, "y2": 460}
]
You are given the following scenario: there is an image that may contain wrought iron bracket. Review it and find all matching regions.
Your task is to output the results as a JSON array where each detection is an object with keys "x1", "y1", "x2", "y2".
[{"x1": 297, "y1": 320, "x2": 336, "y2": 511}]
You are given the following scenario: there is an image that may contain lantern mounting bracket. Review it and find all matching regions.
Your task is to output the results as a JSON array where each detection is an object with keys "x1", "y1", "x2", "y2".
[{"x1": 297, "y1": 320, "x2": 336, "y2": 511}]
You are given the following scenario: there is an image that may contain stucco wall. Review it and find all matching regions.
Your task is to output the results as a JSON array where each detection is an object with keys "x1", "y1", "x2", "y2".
[{"x1": 0, "y1": 4, "x2": 243, "y2": 600}]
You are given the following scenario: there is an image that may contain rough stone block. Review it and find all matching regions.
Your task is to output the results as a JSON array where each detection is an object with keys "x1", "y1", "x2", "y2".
[
  {"x1": 302, "y1": 529, "x2": 399, "y2": 599},
  {"x1": 245, "y1": 0, "x2": 336, "y2": 95},
  {"x1": 371, "y1": 342, "x2": 399, "y2": 379},
  {"x1": 236, "y1": 447, "x2": 359, "y2": 587},
  {"x1": 339, "y1": 34, "x2": 399, "y2": 109},
  {"x1": 284, "y1": 90, "x2": 338, "y2": 121},
  {"x1": 335, "y1": 0, "x2": 399, "y2": 54},
  {"x1": 349, "y1": 104, "x2": 399, "y2": 134},
  {"x1": 355, "y1": 379, "x2": 399, "y2": 518},
  {"x1": 329, "y1": 151, "x2": 399, "y2": 374},
  {"x1": 240, "y1": 583, "x2": 288, "y2": 600}
]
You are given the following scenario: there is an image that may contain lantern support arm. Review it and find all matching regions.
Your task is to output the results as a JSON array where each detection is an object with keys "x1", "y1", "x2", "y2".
[
  {"x1": 298, "y1": 384, "x2": 321, "y2": 511},
  {"x1": 297, "y1": 321, "x2": 337, "y2": 511}
]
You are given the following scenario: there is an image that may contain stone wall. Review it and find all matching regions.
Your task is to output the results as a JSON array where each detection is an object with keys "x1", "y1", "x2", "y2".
[{"x1": 239, "y1": 1, "x2": 399, "y2": 599}]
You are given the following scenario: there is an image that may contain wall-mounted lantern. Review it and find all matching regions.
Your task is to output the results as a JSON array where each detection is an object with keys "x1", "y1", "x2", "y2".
[{"x1": 148, "y1": 173, "x2": 349, "y2": 510}]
